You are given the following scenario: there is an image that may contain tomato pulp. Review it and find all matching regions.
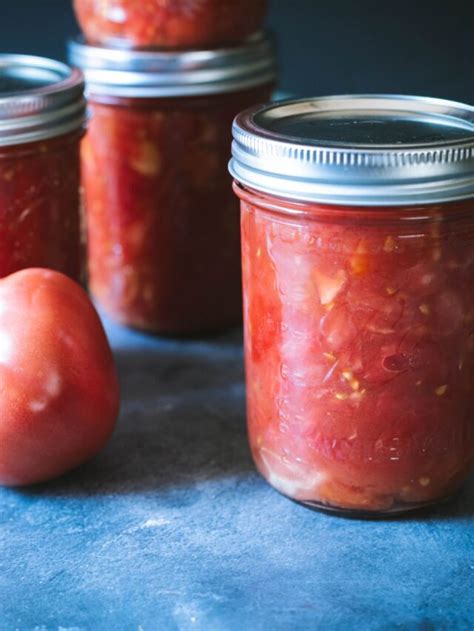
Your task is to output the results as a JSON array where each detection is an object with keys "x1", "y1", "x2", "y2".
[
  {"x1": 73, "y1": 0, "x2": 268, "y2": 49},
  {"x1": 237, "y1": 185, "x2": 474, "y2": 513},
  {"x1": 83, "y1": 88, "x2": 271, "y2": 334},
  {"x1": 0, "y1": 133, "x2": 82, "y2": 281}
]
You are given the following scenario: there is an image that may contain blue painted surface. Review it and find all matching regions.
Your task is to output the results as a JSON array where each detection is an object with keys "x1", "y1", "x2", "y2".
[{"x1": 0, "y1": 317, "x2": 473, "y2": 631}]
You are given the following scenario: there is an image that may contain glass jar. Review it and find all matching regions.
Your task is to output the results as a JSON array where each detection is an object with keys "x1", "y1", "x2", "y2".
[
  {"x1": 73, "y1": 0, "x2": 268, "y2": 49},
  {"x1": 69, "y1": 34, "x2": 276, "y2": 334},
  {"x1": 230, "y1": 95, "x2": 474, "y2": 516},
  {"x1": 0, "y1": 55, "x2": 86, "y2": 280}
]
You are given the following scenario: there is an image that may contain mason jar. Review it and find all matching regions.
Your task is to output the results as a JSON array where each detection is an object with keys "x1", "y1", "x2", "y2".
[
  {"x1": 73, "y1": 0, "x2": 268, "y2": 49},
  {"x1": 0, "y1": 55, "x2": 86, "y2": 280},
  {"x1": 230, "y1": 95, "x2": 474, "y2": 515},
  {"x1": 69, "y1": 34, "x2": 276, "y2": 334}
]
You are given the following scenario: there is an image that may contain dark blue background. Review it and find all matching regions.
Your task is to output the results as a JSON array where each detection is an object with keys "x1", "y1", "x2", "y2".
[{"x1": 1, "y1": 0, "x2": 473, "y2": 102}]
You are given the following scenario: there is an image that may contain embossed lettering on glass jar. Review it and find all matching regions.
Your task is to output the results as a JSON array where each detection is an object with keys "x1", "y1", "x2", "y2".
[
  {"x1": 0, "y1": 55, "x2": 86, "y2": 280},
  {"x1": 73, "y1": 0, "x2": 268, "y2": 49},
  {"x1": 70, "y1": 34, "x2": 276, "y2": 334},
  {"x1": 230, "y1": 95, "x2": 474, "y2": 515}
]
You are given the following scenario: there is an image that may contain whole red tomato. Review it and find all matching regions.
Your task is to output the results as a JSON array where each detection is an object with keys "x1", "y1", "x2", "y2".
[{"x1": 0, "y1": 268, "x2": 120, "y2": 486}]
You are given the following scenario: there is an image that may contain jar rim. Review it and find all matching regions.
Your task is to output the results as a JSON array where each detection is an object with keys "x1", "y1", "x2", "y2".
[
  {"x1": 0, "y1": 54, "x2": 86, "y2": 146},
  {"x1": 230, "y1": 95, "x2": 474, "y2": 206},
  {"x1": 68, "y1": 32, "x2": 277, "y2": 99}
]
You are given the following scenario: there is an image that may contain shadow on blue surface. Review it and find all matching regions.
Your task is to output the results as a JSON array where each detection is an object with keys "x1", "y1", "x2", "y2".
[{"x1": 18, "y1": 323, "x2": 253, "y2": 501}]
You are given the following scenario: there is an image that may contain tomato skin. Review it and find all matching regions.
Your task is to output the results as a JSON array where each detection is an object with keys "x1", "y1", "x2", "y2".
[{"x1": 0, "y1": 269, "x2": 119, "y2": 486}]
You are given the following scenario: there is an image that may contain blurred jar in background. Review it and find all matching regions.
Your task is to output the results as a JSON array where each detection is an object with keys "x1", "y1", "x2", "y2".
[
  {"x1": 69, "y1": 34, "x2": 277, "y2": 334},
  {"x1": 73, "y1": 0, "x2": 268, "y2": 49},
  {"x1": 231, "y1": 95, "x2": 474, "y2": 515},
  {"x1": 0, "y1": 55, "x2": 86, "y2": 280}
]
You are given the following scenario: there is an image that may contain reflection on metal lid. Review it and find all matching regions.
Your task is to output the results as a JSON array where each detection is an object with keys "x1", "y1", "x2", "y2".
[
  {"x1": 230, "y1": 94, "x2": 474, "y2": 206},
  {"x1": 68, "y1": 32, "x2": 277, "y2": 98},
  {"x1": 0, "y1": 54, "x2": 86, "y2": 146}
]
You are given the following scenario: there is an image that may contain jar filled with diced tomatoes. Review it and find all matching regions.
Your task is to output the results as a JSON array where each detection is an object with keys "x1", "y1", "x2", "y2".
[
  {"x1": 69, "y1": 34, "x2": 276, "y2": 334},
  {"x1": 230, "y1": 95, "x2": 474, "y2": 515},
  {"x1": 0, "y1": 55, "x2": 86, "y2": 280},
  {"x1": 73, "y1": 0, "x2": 268, "y2": 49}
]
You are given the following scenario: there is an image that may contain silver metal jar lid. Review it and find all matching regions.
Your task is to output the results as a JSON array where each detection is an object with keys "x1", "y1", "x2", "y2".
[
  {"x1": 230, "y1": 95, "x2": 474, "y2": 206},
  {"x1": 68, "y1": 32, "x2": 277, "y2": 99},
  {"x1": 0, "y1": 54, "x2": 86, "y2": 147}
]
